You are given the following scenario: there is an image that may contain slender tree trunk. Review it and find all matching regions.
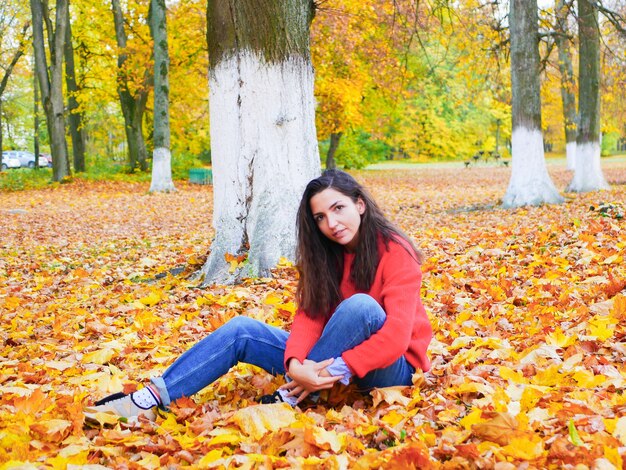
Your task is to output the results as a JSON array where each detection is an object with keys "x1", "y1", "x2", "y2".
[
  {"x1": 34, "y1": 73, "x2": 40, "y2": 168},
  {"x1": 325, "y1": 132, "x2": 342, "y2": 169},
  {"x1": 31, "y1": 0, "x2": 71, "y2": 182},
  {"x1": 111, "y1": 0, "x2": 150, "y2": 172},
  {"x1": 555, "y1": 0, "x2": 577, "y2": 170},
  {"x1": 149, "y1": 0, "x2": 175, "y2": 192},
  {"x1": 64, "y1": 2, "x2": 86, "y2": 173},
  {"x1": 198, "y1": 0, "x2": 320, "y2": 285},
  {"x1": 567, "y1": 0, "x2": 609, "y2": 192},
  {"x1": 502, "y1": 0, "x2": 563, "y2": 208}
]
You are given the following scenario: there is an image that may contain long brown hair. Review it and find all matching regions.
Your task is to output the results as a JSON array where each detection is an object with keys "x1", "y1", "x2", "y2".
[{"x1": 295, "y1": 169, "x2": 422, "y2": 318}]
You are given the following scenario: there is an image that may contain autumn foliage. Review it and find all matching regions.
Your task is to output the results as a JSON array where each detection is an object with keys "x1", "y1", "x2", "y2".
[{"x1": 1, "y1": 165, "x2": 626, "y2": 468}]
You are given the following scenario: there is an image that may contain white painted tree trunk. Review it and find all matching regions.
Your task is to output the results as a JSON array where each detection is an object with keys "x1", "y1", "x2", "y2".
[
  {"x1": 503, "y1": 0, "x2": 563, "y2": 208},
  {"x1": 503, "y1": 128, "x2": 564, "y2": 207},
  {"x1": 565, "y1": 142, "x2": 577, "y2": 170},
  {"x1": 567, "y1": 0, "x2": 608, "y2": 193},
  {"x1": 199, "y1": 52, "x2": 320, "y2": 284},
  {"x1": 149, "y1": 147, "x2": 175, "y2": 192},
  {"x1": 567, "y1": 142, "x2": 609, "y2": 192}
]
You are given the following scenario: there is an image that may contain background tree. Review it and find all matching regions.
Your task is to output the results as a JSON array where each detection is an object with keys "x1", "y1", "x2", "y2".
[
  {"x1": 111, "y1": 0, "x2": 151, "y2": 172},
  {"x1": 31, "y1": 0, "x2": 71, "y2": 181},
  {"x1": 64, "y1": 0, "x2": 86, "y2": 172},
  {"x1": 567, "y1": 0, "x2": 609, "y2": 191},
  {"x1": 197, "y1": 0, "x2": 320, "y2": 284},
  {"x1": 502, "y1": 0, "x2": 563, "y2": 208},
  {"x1": 148, "y1": 0, "x2": 175, "y2": 192},
  {"x1": 554, "y1": 0, "x2": 578, "y2": 170},
  {"x1": 0, "y1": 4, "x2": 29, "y2": 170}
]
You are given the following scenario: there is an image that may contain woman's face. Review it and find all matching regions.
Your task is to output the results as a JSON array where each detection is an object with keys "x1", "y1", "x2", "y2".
[{"x1": 309, "y1": 188, "x2": 365, "y2": 252}]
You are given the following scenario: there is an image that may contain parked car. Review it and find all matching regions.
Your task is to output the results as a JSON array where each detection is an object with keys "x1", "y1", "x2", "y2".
[
  {"x1": 1, "y1": 153, "x2": 21, "y2": 170},
  {"x1": 40, "y1": 153, "x2": 53, "y2": 167},
  {"x1": 3, "y1": 150, "x2": 48, "y2": 168}
]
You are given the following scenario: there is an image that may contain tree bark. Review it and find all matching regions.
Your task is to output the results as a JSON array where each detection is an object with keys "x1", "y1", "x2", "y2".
[
  {"x1": 34, "y1": 72, "x2": 40, "y2": 167},
  {"x1": 149, "y1": 0, "x2": 175, "y2": 192},
  {"x1": 31, "y1": 0, "x2": 71, "y2": 182},
  {"x1": 325, "y1": 132, "x2": 342, "y2": 170},
  {"x1": 502, "y1": 0, "x2": 563, "y2": 208},
  {"x1": 554, "y1": 0, "x2": 577, "y2": 170},
  {"x1": 198, "y1": 0, "x2": 320, "y2": 284},
  {"x1": 111, "y1": 0, "x2": 150, "y2": 172},
  {"x1": 567, "y1": 0, "x2": 609, "y2": 192},
  {"x1": 64, "y1": 1, "x2": 86, "y2": 173}
]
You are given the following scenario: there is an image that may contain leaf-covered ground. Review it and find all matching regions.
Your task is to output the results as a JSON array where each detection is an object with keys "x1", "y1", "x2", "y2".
[{"x1": 1, "y1": 163, "x2": 626, "y2": 469}]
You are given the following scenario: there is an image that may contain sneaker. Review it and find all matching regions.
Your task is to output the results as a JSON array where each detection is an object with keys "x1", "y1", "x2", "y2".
[
  {"x1": 85, "y1": 392, "x2": 157, "y2": 422},
  {"x1": 259, "y1": 391, "x2": 285, "y2": 404}
]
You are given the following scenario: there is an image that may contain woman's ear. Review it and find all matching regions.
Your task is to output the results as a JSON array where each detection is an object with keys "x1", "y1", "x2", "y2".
[{"x1": 356, "y1": 198, "x2": 366, "y2": 215}]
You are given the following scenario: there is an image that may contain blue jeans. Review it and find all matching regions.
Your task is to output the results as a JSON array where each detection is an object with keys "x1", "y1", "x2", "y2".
[{"x1": 151, "y1": 293, "x2": 415, "y2": 406}]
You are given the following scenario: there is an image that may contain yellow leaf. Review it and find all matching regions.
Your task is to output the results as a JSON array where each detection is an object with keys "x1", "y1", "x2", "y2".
[
  {"x1": 82, "y1": 348, "x2": 115, "y2": 365},
  {"x1": 264, "y1": 293, "x2": 283, "y2": 305},
  {"x1": 83, "y1": 410, "x2": 123, "y2": 427},
  {"x1": 459, "y1": 408, "x2": 483, "y2": 431},
  {"x1": 499, "y1": 366, "x2": 527, "y2": 384},
  {"x1": 137, "y1": 452, "x2": 161, "y2": 469},
  {"x1": 207, "y1": 433, "x2": 242, "y2": 446},
  {"x1": 231, "y1": 404, "x2": 297, "y2": 440},
  {"x1": 588, "y1": 315, "x2": 615, "y2": 341},
  {"x1": 612, "y1": 416, "x2": 626, "y2": 446},
  {"x1": 546, "y1": 328, "x2": 575, "y2": 348},
  {"x1": 501, "y1": 435, "x2": 545, "y2": 460},
  {"x1": 371, "y1": 386, "x2": 411, "y2": 407},
  {"x1": 571, "y1": 369, "x2": 607, "y2": 388},
  {"x1": 139, "y1": 291, "x2": 161, "y2": 306},
  {"x1": 381, "y1": 410, "x2": 405, "y2": 427},
  {"x1": 304, "y1": 425, "x2": 346, "y2": 452},
  {"x1": 197, "y1": 449, "x2": 224, "y2": 466},
  {"x1": 604, "y1": 445, "x2": 623, "y2": 469}
]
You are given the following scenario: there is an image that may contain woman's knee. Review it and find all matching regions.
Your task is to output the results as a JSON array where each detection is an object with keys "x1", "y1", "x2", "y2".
[
  {"x1": 334, "y1": 294, "x2": 385, "y2": 324},
  {"x1": 222, "y1": 315, "x2": 262, "y2": 335}
]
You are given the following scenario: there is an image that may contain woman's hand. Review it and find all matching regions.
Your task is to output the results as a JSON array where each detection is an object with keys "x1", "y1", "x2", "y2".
[{"x1": 281, "y1": 358, "x2": 343, "y2": 403}]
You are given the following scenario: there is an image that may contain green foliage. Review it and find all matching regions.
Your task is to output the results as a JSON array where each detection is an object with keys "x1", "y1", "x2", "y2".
[
  {"x1": 321, "y1": 130, "x2": 391, "y2": 169},
  {"x1": 0, "y1": 168, "x2": 55, "y2": 191},
  {"x1": 601, "y1": 132, "x2": 620, "y2": 156}
]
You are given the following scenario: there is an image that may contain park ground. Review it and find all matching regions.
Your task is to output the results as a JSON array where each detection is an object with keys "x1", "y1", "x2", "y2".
[{"x1": 1, "y1": 161, "x2": 625, "y2": 468}]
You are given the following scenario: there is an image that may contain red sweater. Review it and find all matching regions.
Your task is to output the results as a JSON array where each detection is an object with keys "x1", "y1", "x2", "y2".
[{"x1": 285, "y1": 237, "x2": 432, "y2": 378}]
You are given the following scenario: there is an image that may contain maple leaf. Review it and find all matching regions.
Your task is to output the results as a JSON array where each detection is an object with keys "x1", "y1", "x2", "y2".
[
  {"x1": 471, "y1": 412, "x2": 518, "y2": 446},
  {"x1": 371, "y1": 386, "x2": 411, "y2": 407},
  {"x1": 230, "y1": 404, "x2": 297, "y2": 440}
]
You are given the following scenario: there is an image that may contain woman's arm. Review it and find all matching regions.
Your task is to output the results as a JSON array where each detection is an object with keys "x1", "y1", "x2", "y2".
[{"x1": 341, "y1": 242, "x2": 429, "y2": 377}]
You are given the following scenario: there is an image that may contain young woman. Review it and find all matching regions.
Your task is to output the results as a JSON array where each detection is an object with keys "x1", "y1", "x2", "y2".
[{"x1": 89, "y1": 169, "x2": 432, "y2": 420}]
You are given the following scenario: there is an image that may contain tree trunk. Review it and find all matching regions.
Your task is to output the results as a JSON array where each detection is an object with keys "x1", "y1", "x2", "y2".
[
  {"x1": 34, "y1": 72, "x2": 40, "y2": 167},
  {"x1": 554, "y1": 0, "x2": 577, "y2": 170},
  {"x1": 325, "y1": 132, "x2": 342, "y2": 169},
  {"x1": 502, "y1": 0, "x2": 563, "y2": 208},
  {"x1": 198, "y1": 0, "x2": 320, "y2": 285},
  {"x1": 31, "y1": 0, "x2": 71, "y2": 182},
  {"x1": 64, "y1": 2, "x2": 86, "y2": 173},
  {"x1": 111, "y1": 0, "x2": 150, "y2": 172},
  {"x1": 567, "y1": 0, "x2": 609, "y2": 192},
  {"x1": 149, "y1": 0, "x2": 175, "y2": 192}
]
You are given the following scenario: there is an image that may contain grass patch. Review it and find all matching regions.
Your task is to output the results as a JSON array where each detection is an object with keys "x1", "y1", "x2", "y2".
[
  {"x1": 0, "y1": 151, "x2": 208, "y2": 192},
  {"x1": 0, "y1": 168, "x2": 57, "y2": 191}
]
